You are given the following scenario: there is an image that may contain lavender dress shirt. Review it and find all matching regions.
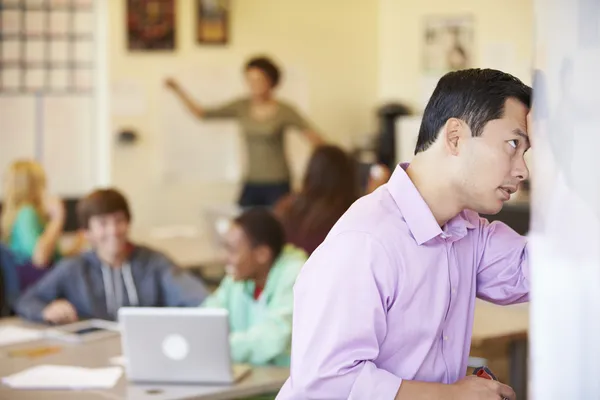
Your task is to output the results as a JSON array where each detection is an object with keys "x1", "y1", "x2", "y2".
[{"x1": 276, "y1": 164, "x2": 529, "y2": 399}]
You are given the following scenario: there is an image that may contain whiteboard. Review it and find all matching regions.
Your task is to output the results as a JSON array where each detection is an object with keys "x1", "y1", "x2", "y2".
[
  {"x1": 0, "y1": 95, "x2": 95, "y2": 197},
  {"x1": 530, "y1": 0, "x2": 600, "y2": 398},
  {"x1": 43, "y1": 96, "x2": 95, "y2": 196},
  {"x1": 0, "y1": 96, "x2": 37, "y2": 196},
  {"x1": 160, "y1": 64, "x2": 311, "y2": 184}
]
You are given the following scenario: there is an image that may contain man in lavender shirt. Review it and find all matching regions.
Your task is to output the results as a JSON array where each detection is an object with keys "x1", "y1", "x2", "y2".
[{"x1": 277, "y1": 69, "x2": 531, "y2": 400}]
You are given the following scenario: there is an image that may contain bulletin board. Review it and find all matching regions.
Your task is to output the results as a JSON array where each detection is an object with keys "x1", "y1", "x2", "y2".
[{"x1": 0, "y1": 0, "x2": 97, "y2": 197}]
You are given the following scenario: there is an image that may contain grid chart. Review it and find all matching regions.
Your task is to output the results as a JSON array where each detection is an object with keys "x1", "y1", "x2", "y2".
[{"x1": 0, "y1": 0, "x2": 94, "y2": 94}]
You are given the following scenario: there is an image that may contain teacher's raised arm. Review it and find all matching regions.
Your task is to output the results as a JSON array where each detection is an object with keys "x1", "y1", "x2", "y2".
[{"x1": 165, "y1": 55, "x2": 325, "y2": 208}]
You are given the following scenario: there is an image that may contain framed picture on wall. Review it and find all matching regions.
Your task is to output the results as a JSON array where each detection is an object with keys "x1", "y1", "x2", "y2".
[
  {"x1": 196, "y1": 0, "x2": 229, "y2": 45},
  {"x1": 127, "y1": 0, "x2": 176, "y2": 51},
  {"x1": 422, "y1": 15, "x2": 474, "y2": 74}
]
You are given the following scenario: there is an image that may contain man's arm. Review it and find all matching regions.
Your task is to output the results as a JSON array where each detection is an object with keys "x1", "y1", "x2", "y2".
[
  {"x1": 476, "y1": 218, "x2": 529, "y2": 305},
  {"x1": 285, "y1": 231, "x2": 404, "y2": 399},
  {"x1": 15, "y1": 260, "x2": 71, "y2": 322},
  {"x1": 283, "y1": 230, "x2": 515, "y2": 400},
  {"x1": 230, "y1": 259, "x2": 303, "y2": 365},
  {"x1": 158, "y1": 256, "x2": 209, "y2": 307}
]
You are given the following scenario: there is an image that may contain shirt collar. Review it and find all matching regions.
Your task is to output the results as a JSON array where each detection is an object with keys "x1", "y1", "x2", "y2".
[{"x1": 387, "y1": 163, "x2": 475, "y2": 245}]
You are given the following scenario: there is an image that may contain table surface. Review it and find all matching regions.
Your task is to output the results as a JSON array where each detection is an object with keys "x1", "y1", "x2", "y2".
[
  {"x1": 472, "y1": 300, "x2": 529, "y2": 345},
  {"x1": 0, "y1": 319, "x2": 288, "y2": 400},
  {"x1": 0, "y1": 301, "x2": 529, "y2": 399}
]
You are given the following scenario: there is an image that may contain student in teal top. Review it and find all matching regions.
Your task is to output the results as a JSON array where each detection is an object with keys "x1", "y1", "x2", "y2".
[
  {"x1": 202, "y1": 208, "x2": 307, "y2": 367},
  {"x1": 0, "y1": 160, "x2": 84, "y2": 292}
]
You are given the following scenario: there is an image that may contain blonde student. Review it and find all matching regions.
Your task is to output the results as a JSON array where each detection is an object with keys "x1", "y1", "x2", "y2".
[
  {"x1": 202, "y1": 208, "x2": 307, "y2": 367},
  {"x1": 0, "y1": 160, "x2": 82, "y2": 291}
]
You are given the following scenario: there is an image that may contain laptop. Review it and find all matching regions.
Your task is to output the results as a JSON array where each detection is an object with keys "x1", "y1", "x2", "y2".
[{"x1": 118, "y1": 307, "x2": 251, "y2": 384}]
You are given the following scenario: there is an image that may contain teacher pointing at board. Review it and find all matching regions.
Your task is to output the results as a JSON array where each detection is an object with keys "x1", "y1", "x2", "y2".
[{"x1": 165, "y1": 56, "x2": 325, "y2": 208}]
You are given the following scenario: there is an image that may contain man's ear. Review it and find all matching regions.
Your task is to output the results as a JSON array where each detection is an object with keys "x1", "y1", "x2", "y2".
[
  {"x1": 442, "y1": 118, "x2": 469, "y2": 156},
  {"x1": 254, "y1": 245, "x2": 273, "y2": 266}
]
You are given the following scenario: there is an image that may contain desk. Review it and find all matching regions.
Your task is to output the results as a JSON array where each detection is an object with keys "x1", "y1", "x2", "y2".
[
  {"x1": 472, "y1": 300, "x2": 529, "y2": 400},
  {"x1": 0, "y1": 319, "x2": 288, "y2": 400}
]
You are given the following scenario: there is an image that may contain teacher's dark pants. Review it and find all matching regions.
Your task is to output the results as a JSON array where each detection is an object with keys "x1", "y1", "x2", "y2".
[{"x1": 238, "y1": 182, "x2": 290, "y2": 208}]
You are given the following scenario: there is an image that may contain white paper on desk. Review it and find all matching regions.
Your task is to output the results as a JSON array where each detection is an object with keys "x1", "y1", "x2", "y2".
[
  {"x1": 0, "y1": 326, "x2": 44, "y2": 347},
  {"x1": 109, "y1": 355, "x2": 127, "y2": 367},
  {"x1": 2, "y1": 365, "x2": 123, "y2": 390}
]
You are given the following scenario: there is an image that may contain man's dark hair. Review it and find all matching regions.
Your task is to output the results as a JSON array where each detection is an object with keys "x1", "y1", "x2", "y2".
[
  {"x1": 414, "y1": 68, "x2": 532, "y2": 154},
  {"x1": 77, "y1": 188, "x2": 131, "y2": 229},
  {"x1": 234, "y1": 208, "x2": 285, "y2": 262},
  {"x1": 245, "y1": 56, "x2": 281, "y2": 87}
]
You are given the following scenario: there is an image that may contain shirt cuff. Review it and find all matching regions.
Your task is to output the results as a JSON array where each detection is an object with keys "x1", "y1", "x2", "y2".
[{"x1": 350, "y1": 362, "x2": 403, "y2": 400}]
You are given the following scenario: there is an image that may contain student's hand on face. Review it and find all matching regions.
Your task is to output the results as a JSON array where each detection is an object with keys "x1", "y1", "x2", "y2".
[
  {"x1": 44, "y1": 195, "x2": 66, "y2": 222},
  {"x1": 42, "y1": 300, "x2": 78, "y2": 325},
  {"x1": 450, "y1": 376, "x2": 516, "y2": 400}
]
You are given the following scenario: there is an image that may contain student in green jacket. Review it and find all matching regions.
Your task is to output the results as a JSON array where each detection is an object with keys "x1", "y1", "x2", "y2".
[{"x1": 202, "y1": 208, "x2": 307, "y2": 367}]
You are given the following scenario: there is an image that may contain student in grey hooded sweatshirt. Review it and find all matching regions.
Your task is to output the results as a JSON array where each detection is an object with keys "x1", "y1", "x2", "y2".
[{"x1": 16, "y1": 188, "x2": 208, "y2": 324}]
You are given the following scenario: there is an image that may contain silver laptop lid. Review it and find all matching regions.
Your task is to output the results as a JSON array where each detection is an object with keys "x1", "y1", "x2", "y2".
[{"x1": 119, "y1": 307, "x2": 235, "y2": 384}]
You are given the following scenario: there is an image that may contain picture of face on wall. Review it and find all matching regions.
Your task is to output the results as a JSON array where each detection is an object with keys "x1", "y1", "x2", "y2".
[
  {"x1": 127, "y1": 0, "x2": 176, "y2": 51},
  {"x1": 422, "y1": 15, "x2": 473, "y2": 73},
  {"x1": 197, "y1": 0, "x2": 229, "y2": 45}
]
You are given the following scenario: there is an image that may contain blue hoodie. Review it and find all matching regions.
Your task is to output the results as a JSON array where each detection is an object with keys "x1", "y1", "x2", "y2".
[{"x1": 16, "y1": 245, "x2": 209, "y2": 323}]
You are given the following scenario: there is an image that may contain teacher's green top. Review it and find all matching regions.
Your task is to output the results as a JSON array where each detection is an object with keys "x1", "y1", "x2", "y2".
[{"x1": 203, "y1": 98, "x2": 312, "y2": 184}]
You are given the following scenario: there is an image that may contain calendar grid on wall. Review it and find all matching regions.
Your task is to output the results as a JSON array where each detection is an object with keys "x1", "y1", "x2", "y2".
[{"x1": 0, "y1": 0, "x2": 94, "y2": 94}]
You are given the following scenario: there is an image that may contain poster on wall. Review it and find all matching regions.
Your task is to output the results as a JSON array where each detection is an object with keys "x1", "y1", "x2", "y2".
[
  {"x1": 196, "y1": 0, "x2": 229, "y2": 45},
  {"x1": 127, "y1": 0, "x2": 176, "y2": 51},
  {"x1": 420, "y1": 15, "x2": 474, "y2": 109},
  {"x1": 422, "y1": 15, "x2": 474, "y2": 73}
]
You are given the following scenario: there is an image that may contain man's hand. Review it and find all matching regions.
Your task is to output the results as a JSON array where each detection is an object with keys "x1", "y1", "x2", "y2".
[
  {"x1": 450, "y1": 376, "x2": 516, "y2": 400},
  {"x1": 42, "y1": 300, "x2": 78, "y2": 325}
]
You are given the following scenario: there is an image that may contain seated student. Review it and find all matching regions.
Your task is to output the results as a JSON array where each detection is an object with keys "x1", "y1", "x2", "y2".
[
  {"x1": 16, "y1": 188, "x2": 209, "y2": 324},
  {"x1": 274, "y1": 145, "x2": 361, "y2": 255},
  {"x1": 0, "y1": 243, "x2": 19, "y2": 316},
  {"x1": 0, "y1": 160, "x2": 84, "y2": 291},
  {"x1": 202, "y1": 208, "x2": 307, "y2": 366}
]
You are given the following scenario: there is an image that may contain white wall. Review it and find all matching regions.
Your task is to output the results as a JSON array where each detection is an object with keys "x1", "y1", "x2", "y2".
[
  {"x1": 107, "y1": 0, "x2": 380, "y2": 230},
  {"x1": 105, "y1": 0, "x2": 535, "y2": 229},
  {"x1": 378, "y1": 0, "x2": 534, "y2": 108}
]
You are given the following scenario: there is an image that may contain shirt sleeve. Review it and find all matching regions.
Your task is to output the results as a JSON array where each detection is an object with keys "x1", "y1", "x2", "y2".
[
  {"x1": 476, "y1": 218, "x2": 530, "y2": 305},
  {"x1": 201, "y1": 276, "x2": 231, "y2": 309},
  {"x1": 202, "y1": 99, "x2": 244, "y2": 119},
  {"x1": 11, "y1": 206, "x2": 44, "y2": 259},
  {"x1": 285, "y1": 231, "x2": 402, "y2": 399},
  {"x1": 228, "y1": 262, "x2": 301, "y2": 365},
  {"x1": 157, "y1": 255, "x2": 209, "y2": 307},
  {"x1": 282, "y1": 104, "x2": 312, "y2": 131},
  {"x1": 15, "y1": 259, "x2": 71, "y2": 322}
]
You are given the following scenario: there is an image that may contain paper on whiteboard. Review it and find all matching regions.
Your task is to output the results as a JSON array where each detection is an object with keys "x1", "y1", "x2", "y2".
[
  {"x1": 43, "y1": 96, "x2": 94, "y2": 196},
  {"x1": 111, "y1": 79, "x2": 146, "y2": 116},
  {"x1": 0, "y1": 97, "x2": 36, "y2": 197}
]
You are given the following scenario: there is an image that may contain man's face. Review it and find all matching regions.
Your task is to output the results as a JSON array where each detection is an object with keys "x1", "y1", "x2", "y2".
[
  {"x1": 85, "y1": 211, "x2": 130, "y2": 259},
  {"x1": 224, "y1": 223, "x2": 266, "y2": 281},
  {"x1": 457, "y1": 98, "x2": 530, "y2": 215}
]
